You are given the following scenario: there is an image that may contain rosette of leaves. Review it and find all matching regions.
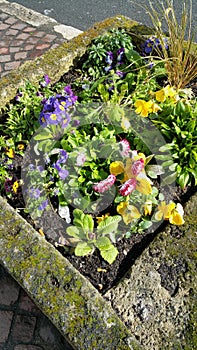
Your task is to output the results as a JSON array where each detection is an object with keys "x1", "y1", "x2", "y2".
[
  {"x1": 82, "y1": 28, "x2": 142, "y2": 79},
  {"x1": 66, "y1": 209, "x2": 121, "y2": 264}
]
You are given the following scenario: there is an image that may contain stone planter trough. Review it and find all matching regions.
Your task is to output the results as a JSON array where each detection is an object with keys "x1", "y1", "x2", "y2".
[{"x1": 0, "y1": 16, "x2": 196, "y2": 350}]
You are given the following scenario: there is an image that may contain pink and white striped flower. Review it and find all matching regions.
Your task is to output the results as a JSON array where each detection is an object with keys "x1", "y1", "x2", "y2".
[
  {"x1": 119, "y1": 178, "x2": 137, "y2": 196},
  {"x1": 119, "y1": 139, "x2": 130, "y2": 157},
  {"x1": 93, "y1": 174, "x2": 116, "y2": 193},
  {"x1": 132, "y1": 158, "x2": 145, "y2": 176}
]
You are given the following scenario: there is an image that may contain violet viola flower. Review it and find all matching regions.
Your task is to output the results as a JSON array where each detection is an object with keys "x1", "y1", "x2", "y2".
[
  {"x1": 93, "y1": 174, "x2": 116, "y2": 193},
  {"x1": 40, "y1": 74, "x2": 51, "y2": 87},
  {"x1": 64, "y1": 85, "x2": 78, "y2": 103},
  {"x1": 15, "y1": 92, "x2": 23, "y2": 102},
  {"x1": 142, "y1": 36, "x2": 169, "y2": 56},
  {"x1": 37, "y1": 165, "x2": 44, "y2": 173},
  {"x1": 4, "y1": 179, "x2": 13, "y2": 192},
  {"x1": 53, "y1": 150, "x2": 69, "y2": 180},
  {"x1": 58, "y1": 168, "x2": 69, "y2": 180},
  {"x1": 106, "y1": 51, "x2": 114, "y2": 65},
  {"x1": 116, "y1": 70, "x2": 125, "y2": 78},
  {"x1": 38, "y1": 199, "x2": 49, "y2": 211},
  {"x1": 28, "y1": 187, "x2": 41, "y2": 199},
  {"x1": 39, "y1": 89, "x2": 77, "y2": 128},
  {"x1": 116, "y1": 47, "x2": 124, "y2": 63},
  {"x1": 105, "y1": 51, "x2": 114, "y2": 72},
  {"x1": 59, "y1": 149, "x2": 68, "y2": 164},
  {"x1": 119, "y1": 178, "x2": 137, "y2": 196}
]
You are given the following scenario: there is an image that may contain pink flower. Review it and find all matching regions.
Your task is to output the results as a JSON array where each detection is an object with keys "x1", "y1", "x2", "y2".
[
  {"x1": 93, "y1": 174, "x2": 116, "y2": 193},
  {"x1": 119, "y1": 139, "x2": 130, "y2": 157},
  {"x1": 132, "y1": 158, "x2": 144, "y2": 176},
  {"x1": 76, "y1": 153, "x2": 86, "y2": 166},
  {"x1": 119, "y1": 178, "x2": 137, "y2": 196}
]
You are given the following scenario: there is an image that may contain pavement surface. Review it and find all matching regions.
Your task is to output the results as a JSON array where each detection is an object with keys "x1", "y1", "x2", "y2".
[
  {"x1": 0, "y1": 1, "x2": 79, "y2": 349},
  {"x1": 0, "y1": 0, "x2": 82, "y2": 78},
  {"x1": 7, "y1": 0, "x2": 197, "y2": 36}
]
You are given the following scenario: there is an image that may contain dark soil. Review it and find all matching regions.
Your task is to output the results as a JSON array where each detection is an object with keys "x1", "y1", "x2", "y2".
[{"x1": 3, "y1": 151, "x2": 196, "y2": 294}]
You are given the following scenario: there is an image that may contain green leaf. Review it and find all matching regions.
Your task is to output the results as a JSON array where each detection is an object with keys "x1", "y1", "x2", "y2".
[
  {"x1": 163, "y1": 172, "x2": 177, "y2": 185},
  {"x1": 146, "y1": 170, "x2": 157, "y2": 179},
  {"x1": 161, "y1": 160, "x2": 174, "y2": 167},
  {"x1": 82, "y1": 214, "x2": 94, "y2": 233},
  {"x1": 99, "y1": 145, "x2": 113, "y2": 158},
  {"x1": 155, "y1": 154, "x2": 172, "y2": 161},
  {"x1": 75, "y1": 242, "x2": 93, "y2": 256},
  {"x1": 178, "y1": 172, "x2": 190, "y2": 188},
  {"x1": 169, "y1": 163, "x2": 178, "y2": 171},
  {"x1": 97, "y1": 215, "x2": 121, "y2": 236},
  {"x1": 125, "y1": 48, "x2": 142, "y2": 64},
  {"x1": 138, "y1": 220, "x2": 152, "y2": 230},
  {"x1": 34, "y1": 129, "x2": 53, "y2": 141},
  {"x1": 159, "y1": 144, "x2": 173, "y2": 152},
  {"x1": 97, "y1": 83, "x2": 109, "y2": 102},
  {"x1": 66, "y1": 226, "x2": 85, "y2": 241},
  {"x1": 73, "y1": 209, "x2": 85, "y2": 228},
  {"x1": 95, "y1": 237, "x2": 118, "y2": 264},
  {"x1": 146, "y1": 164, "x2": 164, "y2": 175}
]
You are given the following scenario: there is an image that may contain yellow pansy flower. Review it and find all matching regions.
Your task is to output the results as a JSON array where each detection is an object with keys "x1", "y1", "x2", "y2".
[
  {"x1": 155, "y1": 89, "x2": 165, "y2": 103},
  {"x1": 17, "y1": 143, "x2": 25, "y2": 151},
  {"x1": 155, "y1": 201, "x2": 175, "y2": 220},
  {"x1": 117, "y1": 201, "x2": 141, "y2": 225},
  {"x1": 169, "y1": 203, "x2": 185, "y2": 225},
  {"x1": 155, "y1": 201, "x2": 184, "y2": 225},
  {"x1": 151, "y1": 102, "x2": 162, "y2": 113},
  {"x1": 96, "y1": 213, "x2": 110, "y2": 224},
  {"x1": 134, "y1": 100, "x2": 153, "y2": 117},
  {"x1": 136, "y1": 177, "x2": 152, "y2": 195},
  {"x1": 155, "y1": 85, "x2": 178, "y2": 103},
  {"x1": 5, "y1": 148, "x2": 15, "y2": 158},
  {"x1": 144, "y1": 201, "x2": 153, "y2": 216},
  {"x1": 12, "y1": 180, "x2": 19, "y2": 193},
  {"x1": 110, "y1": 161, "x2": 124, "y2": 176}
]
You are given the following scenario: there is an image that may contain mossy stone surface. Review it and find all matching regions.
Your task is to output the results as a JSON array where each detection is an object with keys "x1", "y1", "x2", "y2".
[
  {"x1": 105, "y1": 193, "x2": 197, "y2": 350},
  {"x1": 0, "y1": 195, "x2": 142, "y2": 350}
]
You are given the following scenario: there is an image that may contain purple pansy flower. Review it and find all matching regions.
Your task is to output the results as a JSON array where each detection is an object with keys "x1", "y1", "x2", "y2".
[
  {"x1": 40, "y1": 74, "x2": 51, "y2": 87},
  {"x1": 38, "y1": 199, "x2": 49, "y2": 211},
  {"x1": 106, "y1": 51, "x2": 114, "y2": 65},
  {"x1": 116, "y1": 47, "x2": 124, "y2": 62}
]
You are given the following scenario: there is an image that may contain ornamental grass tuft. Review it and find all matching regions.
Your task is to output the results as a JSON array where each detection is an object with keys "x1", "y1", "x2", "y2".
[{"x1": 144, "y1": 0, "x2": 197, "y2": 89}]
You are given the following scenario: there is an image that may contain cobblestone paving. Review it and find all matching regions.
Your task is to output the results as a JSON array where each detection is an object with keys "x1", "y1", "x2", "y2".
[
  {"x1": 0, "y1": 6, "x2": 74, "y2": 350},
  {"x1": 0, "y1": 10, "x2": 65, "y2": 78},
  {"x1": 0, "y1": 266, "x2": 73, "y2": 350}
]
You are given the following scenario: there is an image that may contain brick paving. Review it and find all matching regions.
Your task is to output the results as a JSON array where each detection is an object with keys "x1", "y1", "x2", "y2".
[
  {"x1": 0, "y1": 10, "x2": 65, "y2": 78},
  {"x1": 0, "y1": 266, "x2": 73, "y2": 350},
  {"x1": 0, "y1": 4, "x2": 77, "y2": 350}
]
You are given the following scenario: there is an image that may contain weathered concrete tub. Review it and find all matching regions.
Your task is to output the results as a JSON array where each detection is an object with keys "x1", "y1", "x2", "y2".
[{"x1": 0, "y1": 15, "x2": 196, "y2": 350}]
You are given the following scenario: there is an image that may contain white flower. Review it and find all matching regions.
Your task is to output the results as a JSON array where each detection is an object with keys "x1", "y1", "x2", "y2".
[{"x1": 58, "y1": 204, "x2": 71, "y2": 223}]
